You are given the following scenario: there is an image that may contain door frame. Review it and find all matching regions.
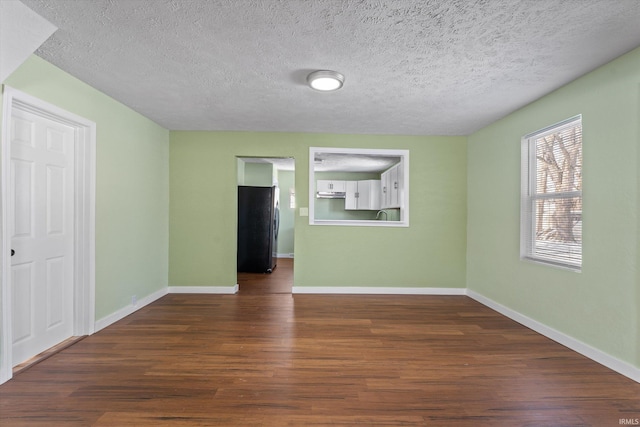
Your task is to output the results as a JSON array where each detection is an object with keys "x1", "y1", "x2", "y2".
[
  {"x1": 236, "y1": 156, "x2": 295, "y2": 292},
  {"x1": 0, "y1": 86, "x2": 96, "y2": 384}
]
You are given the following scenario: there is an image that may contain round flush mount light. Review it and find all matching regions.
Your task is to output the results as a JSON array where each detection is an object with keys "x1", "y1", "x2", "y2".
[{"x1": 307, "y1": 70, "x2": 345, "y2": 91}]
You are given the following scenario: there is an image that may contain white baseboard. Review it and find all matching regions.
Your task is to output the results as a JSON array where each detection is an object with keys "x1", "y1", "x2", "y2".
[
  {"x1": 467, "y1": 289, "x2": 640, "y2": 384},
  {"x1": 277, "y1": 253, "x2": 294, "y2": 258},
  {"x1": 94, "y1": 287, "x2": 168, "y2": 332},
  {"x1": 292, "y1": 286, "x2": 466, "y2": 295},
  {"x1": 168, "y1": 285, "x2": 239, "y2": 294}
]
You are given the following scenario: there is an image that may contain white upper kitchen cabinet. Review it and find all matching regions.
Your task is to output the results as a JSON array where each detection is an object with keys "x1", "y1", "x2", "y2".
[
  {"x1": 381, "y1": 164, "x2": 403, "y2": 209},
  {"x1": 345, "y1": 180, "x2": 381, "y2": 210}
]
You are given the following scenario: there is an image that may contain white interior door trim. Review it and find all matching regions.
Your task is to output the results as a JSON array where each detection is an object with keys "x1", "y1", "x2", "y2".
[{"x1": 1, "y1": 86, "x2": 96, "y2": 384}]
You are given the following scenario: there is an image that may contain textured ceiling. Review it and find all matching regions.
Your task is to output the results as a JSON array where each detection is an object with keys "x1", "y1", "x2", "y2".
[
  {"x1": 19, "y1": 0, "x2": 640, "y2": 135},
  {"x1": 312, "y1": 152, "x2": 400, "y2": 173}
]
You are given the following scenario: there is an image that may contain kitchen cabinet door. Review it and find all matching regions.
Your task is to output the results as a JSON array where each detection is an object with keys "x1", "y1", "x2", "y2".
[
  {"x1": 345, "y1": 181, "x2": 358, "y2": 209},
  {"x1": 381, "y1": 164, "x2": 402, "y2": 208},
  {"x1": 345, "y1": 180, "x2": 381, "y2": 210},
  {"x1": 316, "y1": 180, "x2": 346, "y2": 193}
]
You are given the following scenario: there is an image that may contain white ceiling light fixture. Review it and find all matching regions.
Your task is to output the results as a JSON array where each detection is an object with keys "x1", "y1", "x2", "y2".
[{"x1": 307, "y1": 70, "x2": 344, "y2": 92}]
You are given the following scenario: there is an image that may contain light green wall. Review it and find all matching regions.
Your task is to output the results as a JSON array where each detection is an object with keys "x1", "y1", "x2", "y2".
[
  {"x1": 169, "y1": 132, "x2": 467, "y2": 289},
  {"x1": 467, "y1": 47, "x2": 640, "y2": 367},
  {"x1": 236, "y1": 158, "x2": 245, "y2": 185},
  {"x1": 277, "y1": 170, "x2": 295, "y2": 255},
  {"x1": 2, "y1": 55, "x2": 170, "y2": 320},
  {"x1": 243, "y1": 162, "x2": 273, "y2": 186}
]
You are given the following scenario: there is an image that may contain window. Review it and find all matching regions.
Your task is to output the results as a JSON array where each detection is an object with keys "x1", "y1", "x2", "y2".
[{"x1": 521, "y1": 116, "x2": 582, "y2": 270}]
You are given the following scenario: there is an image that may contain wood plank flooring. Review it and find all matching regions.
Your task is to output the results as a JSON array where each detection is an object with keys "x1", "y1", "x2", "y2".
[
  {"x1": 237, "y1": 257, "x2": 293, "y2": 295},
  {"x1": 12, "y1": 336, "x2": 86, "y2": 376},
  {"x1": 1, "y1": 265, "x2": 639, "y2": 425}
]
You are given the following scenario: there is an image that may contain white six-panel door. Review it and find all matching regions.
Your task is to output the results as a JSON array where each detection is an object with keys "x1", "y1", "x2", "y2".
[{"x1": 10, "y1": 107, "x2": 75, "y2": 366}]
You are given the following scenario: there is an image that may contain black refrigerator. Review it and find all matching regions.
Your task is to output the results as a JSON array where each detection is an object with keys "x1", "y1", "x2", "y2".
[{"x1": 237, "y1": 186, "x2": 279, "y2": 273}]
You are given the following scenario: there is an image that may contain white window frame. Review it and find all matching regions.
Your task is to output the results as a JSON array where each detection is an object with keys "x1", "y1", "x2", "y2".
[{"x1": 520, "y1": 115, "x2": 582, "y2": 271}]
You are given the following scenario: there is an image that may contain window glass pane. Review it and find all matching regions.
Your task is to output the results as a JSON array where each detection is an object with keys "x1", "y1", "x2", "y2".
[
  {"x1": 534, "y1": 197, "x2": 582, "y2": 242},
  {"x1": 533, "y1": 196, "x2": 582, "y2": 265},
  {"x1": 534, "y1": 125, "x2": 582, "y2": 195}
]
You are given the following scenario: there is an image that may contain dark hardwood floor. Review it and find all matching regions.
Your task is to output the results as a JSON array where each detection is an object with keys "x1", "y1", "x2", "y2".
[
  {"x1": 237, "y1": 257, "x2": 293, "y2": 295},
  {"x1": 1, "y1": 260, "x2": 639, "y2": 426}
]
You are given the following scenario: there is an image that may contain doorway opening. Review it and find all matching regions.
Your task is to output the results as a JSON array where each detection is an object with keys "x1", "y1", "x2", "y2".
[{"x1": 236, "y1": 157, "x2": 295, "y2": 294}]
